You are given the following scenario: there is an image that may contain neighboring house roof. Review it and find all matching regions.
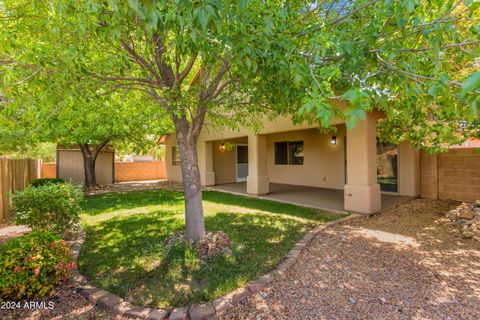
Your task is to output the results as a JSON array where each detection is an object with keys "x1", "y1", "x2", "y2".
[
  {"x1": 158, "y1": 136, "x2": 167, "y2": 144},
  {"x1": 450, "y1": 139, "x2": 480, "y2": 149}
]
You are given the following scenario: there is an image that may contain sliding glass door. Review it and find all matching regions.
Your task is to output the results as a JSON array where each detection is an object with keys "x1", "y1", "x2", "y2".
[{"x1": 377, "y1": 140, "x2": 398, "y2": 193}]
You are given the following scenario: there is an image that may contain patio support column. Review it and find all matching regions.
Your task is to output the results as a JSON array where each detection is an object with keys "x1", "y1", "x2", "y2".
[
  {"x1": 198, "y1": 141, "x2": 215, "y2": 186},
  {"x1": 247, "y1": 134, "x2": 269, "y2": 195},
  {"x1": 344, "y1": 113, "x2": 381, "y2": 213}
]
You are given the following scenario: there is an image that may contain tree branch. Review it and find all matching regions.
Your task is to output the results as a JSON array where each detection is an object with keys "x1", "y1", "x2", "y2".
[
  {"x1": 93, "y1": 139, "x2": 110, "y2": 161},
  {"x1": 153, "y1": 34, "x2": 175, "y2": 87},
  {"x1": 375, "y1": 52, "x2": 463, "y2": 86},
  {"x1": 120, "y1": 39, "x2": 164, "y2": 85},
  {"x1": 176, "y1": 52, "x2": 198, "y2": 87}
]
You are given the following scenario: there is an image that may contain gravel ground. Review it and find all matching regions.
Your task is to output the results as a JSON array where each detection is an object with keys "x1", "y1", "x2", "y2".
[
  {"x1": 2, "y1": 198, "x2": 478, "y2": 319},
  {"x1": 0, "y1": 282, "x2": 123, "y2": 320},
  {"x1": 218, "y1": 199, "x2": 480, "y2": 320}
]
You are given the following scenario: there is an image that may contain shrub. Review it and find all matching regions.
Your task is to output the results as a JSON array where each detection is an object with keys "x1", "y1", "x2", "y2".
[
  {"x1": 30, "y1": 178, "x2": 64, "y2": 188},
  {"x1": 0, "y1": 230, "x2": 75, "y2": 301},
  {"x1": 11, "y1": 183, "x2": 83, "y2": 236}
]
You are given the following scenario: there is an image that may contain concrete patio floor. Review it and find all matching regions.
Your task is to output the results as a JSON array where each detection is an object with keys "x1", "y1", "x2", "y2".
[{"x1": 209, "y1": 182, "x2": 414, "y2": 213}]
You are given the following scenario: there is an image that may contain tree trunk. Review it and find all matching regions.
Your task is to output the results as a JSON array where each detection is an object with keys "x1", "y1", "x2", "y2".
[
  {"x1": 83, "y1": 154, "x2": 97, "y2": 188},
  {"x1": 175, "y1": 123, "x2": 206, "y2": 242},
  {"x1": 78, "y1": 140, "x2": 109, "y2": 189}
]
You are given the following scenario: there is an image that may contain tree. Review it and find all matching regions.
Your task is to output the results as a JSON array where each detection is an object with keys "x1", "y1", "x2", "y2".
[
  {"x1": 1, "y1": 0, "x2": 478, "y2": 241},
  {"x1": 1, "y1": 64, "x2": 169, "y2": 188},
  {"x1": 1, "y1": 142, "x2": 56, "y2": 162}
]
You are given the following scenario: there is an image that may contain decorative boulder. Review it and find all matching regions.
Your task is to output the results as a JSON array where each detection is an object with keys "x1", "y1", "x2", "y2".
[
  {"x1": 197, "y1": 231, "x2": 232, "y2": 260},
  {"x1": 446, "y1": 201, "x2": 480, "y2": 241}
]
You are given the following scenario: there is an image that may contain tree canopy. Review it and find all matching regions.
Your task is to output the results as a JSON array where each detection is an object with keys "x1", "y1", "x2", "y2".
[{"x1": 1, "y1": 1, "x2": 479, "y2": 152}]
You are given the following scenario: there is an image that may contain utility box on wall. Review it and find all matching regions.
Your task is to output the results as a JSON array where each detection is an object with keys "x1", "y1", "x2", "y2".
[{"x1": 56, "y1": 146, "x2": 115, "y2": 185}]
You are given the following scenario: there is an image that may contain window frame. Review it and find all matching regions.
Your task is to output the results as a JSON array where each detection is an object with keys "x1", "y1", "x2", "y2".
[{"x1": 172, "y1": 146, "x2": 181, "y2": 166}]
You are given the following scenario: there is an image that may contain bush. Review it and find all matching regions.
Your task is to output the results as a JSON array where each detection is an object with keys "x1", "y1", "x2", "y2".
[
  {"x1": 30, "y1": 178, "x2": 64, "y2": 188},
  {"x1": 11, "y1": 183, "x2": 83, "y2": 237},
  {"x1": 0, "y1": 230, "x2": 75, "y2": 301}
]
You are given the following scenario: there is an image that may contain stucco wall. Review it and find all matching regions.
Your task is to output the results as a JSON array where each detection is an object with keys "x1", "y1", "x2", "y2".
[
  {"x1": 198, "y1": 100, "x2": 348, "y2": 142},
  {"x1": 398, "y1": 142, "x2": 421, "y2": 196},
  {"x1": 266, "y1": 126, "x2": 346, "y2": 190},
  {"x1": 164, "y1": 110, "x2": 421, "y2": 198},
  {"x1": 165, "y1": 135, "x2": 182, "y2": 182},
  {"x1": 212, "y1": 137, "x2": 248, "y2": 184}
]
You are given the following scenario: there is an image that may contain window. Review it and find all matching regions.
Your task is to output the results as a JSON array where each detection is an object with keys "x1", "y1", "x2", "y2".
[
  {"x1": 172, "y1": 146, "x2": 181, "y2": 166},
  {"x1": 274, "y1": 141, "x2": 304, "y2": 165},
  {"x1": 274, "y1": 142, "x2": 288, "y2": 164},
  {"x1": 289, "y1": 141, "x2": 304, "y2": 165}
]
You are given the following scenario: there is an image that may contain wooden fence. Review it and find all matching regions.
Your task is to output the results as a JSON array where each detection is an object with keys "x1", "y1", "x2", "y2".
[{"x1": 0, "y1": 157, "x2": 41, "y2": 221}]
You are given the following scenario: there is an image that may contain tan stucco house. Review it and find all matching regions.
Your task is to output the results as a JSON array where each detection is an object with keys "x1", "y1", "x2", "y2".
[{"x1": 164, "y1": 103, "x2": 421, "y2": 214}]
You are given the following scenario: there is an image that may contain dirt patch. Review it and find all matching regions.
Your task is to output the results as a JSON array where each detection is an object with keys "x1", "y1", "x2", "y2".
[
  {"x1": 85, "y1": 180, "x2": 183, "y2": 196},
  {"x1": 218, "y1": 199, "x2": 480, "y2": 320},
  {"x1": 0, "y1": 225, "x2": 30, "y2": 244}
]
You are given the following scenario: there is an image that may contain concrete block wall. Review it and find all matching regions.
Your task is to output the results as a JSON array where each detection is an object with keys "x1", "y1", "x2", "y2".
[
  {"x1": 421, "y1": 149, "x2": 480, "y2": 202},
  {"x1": 114, "y1": 161, "x2": 166, "y2": 182},
  {"x1": 42, "y1": 161, "x2": 167, "y2": 183},
  {"x1": 41, "y1": 162, "x2": 56, "y2": 178}
]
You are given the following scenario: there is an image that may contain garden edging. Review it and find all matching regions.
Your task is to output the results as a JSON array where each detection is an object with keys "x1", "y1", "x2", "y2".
[{"x1": 68, "y1": 213, "x2": 360, "y2": 320}]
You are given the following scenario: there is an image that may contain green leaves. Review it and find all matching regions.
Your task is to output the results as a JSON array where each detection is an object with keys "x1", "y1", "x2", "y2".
[
  {"x1": 460, "y1": 72, "x2": 480, "y2": 115},
  {"x1": 1, "y1": 0, "x2": 478, "y2": 155},
  {"x1": 460, "y1": 72, "x2": 480, "y2": 99}
]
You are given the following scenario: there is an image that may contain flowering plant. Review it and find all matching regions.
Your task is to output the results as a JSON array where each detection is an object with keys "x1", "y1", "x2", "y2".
[{"x1": 0, "y1": 230, "x2": 74, "y2": 301}]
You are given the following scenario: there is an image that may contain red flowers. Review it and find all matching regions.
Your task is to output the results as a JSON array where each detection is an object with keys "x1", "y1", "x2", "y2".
[{"x1": 67, "y1": 262, "x2": 77, "y2": 270}]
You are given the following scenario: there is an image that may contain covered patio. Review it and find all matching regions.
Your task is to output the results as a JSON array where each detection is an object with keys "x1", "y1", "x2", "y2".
[{"x1": 210, "y1": 182, "x2": 414, "y2": 213}]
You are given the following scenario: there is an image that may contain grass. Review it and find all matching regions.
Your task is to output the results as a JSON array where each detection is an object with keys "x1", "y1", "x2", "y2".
[{"x1": 79, "y1": 189, "x2": 341, "y2": 308}]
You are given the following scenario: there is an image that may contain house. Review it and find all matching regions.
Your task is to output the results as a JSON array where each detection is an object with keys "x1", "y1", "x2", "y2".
[{"x1": 164, "y1": 104, "x2": 422, "y2": 214}]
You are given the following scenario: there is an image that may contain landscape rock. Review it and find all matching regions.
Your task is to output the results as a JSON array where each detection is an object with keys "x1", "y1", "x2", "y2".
[
  {"x1": 196, "y1": 231, "x2": 232, "y2": 260},
  {"x1": 189, "y1": 303, "x2": 215, "y2": 320},
  {"x1": 446, "y1": 201, "x2": 480, "y2": 241}
]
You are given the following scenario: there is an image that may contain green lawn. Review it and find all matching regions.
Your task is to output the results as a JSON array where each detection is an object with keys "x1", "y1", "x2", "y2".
[{"x1": 79, "y1": 189, "x2": 341, "y2": 308}]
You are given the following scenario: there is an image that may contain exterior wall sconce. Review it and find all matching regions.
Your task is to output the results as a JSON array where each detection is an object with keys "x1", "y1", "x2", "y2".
[
  {"x1": 219, "y1": 141, "x2": 235, "y2": 152},
  {"x1": 331, "y1": 136, "x2": 337, "y2": 145},
  {"x1": 219, "y1": 142, "x2": 227, "y2": 152}
]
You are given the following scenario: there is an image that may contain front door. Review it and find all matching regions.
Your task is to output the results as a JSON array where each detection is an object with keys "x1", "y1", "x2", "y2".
[{"x1": 236, "y1": 145, "x2": 248, "y2": 182}]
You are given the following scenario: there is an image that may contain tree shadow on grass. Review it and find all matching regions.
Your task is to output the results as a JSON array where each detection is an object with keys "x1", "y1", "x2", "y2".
[
  {"x1": 81, "y1": 189, "x2": 184, "y2": 216},
  {"x1": 79, "y1": 209, "x2": 318, "y2": 308}
]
